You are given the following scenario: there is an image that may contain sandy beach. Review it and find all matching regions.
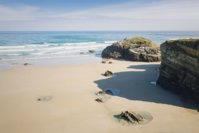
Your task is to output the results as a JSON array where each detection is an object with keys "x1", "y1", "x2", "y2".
[{"x1": 0, "y1": 60, "x2": 199, "y2": 133}]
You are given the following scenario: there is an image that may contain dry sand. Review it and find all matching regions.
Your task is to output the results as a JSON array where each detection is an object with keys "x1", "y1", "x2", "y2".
[{"x1": 0, "y1": 60, "x2": 198, "y2": 133}]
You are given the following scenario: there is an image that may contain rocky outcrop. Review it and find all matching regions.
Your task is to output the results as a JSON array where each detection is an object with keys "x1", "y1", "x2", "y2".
[
  {"x1": 157, "y1": 39, "x2": 199, "y2": 102},
  {"x1": 102, "y1": 37, "x2": 160, "y2": 62}
]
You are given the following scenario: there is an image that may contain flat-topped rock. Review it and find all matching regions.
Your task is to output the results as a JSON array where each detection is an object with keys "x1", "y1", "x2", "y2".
[{"x1": 102, "y1": 37, "x2": 160, "y2": 62}]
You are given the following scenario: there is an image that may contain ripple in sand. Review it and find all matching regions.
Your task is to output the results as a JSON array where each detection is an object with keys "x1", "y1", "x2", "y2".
[{"x1": 37, "y1": 96, "x2": 53, "y2": 102}]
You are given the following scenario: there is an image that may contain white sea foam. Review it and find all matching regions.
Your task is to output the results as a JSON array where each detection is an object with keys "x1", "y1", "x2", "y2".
[
  {"x1": 104, "y1": 41, "x2": 117, "y2": 44},
  {"x1": 169, "y1": 37, "x2": 199, "y2": 41},
  {"x1": 0, "y1": 41, "x2": 113, "y2": 61}
]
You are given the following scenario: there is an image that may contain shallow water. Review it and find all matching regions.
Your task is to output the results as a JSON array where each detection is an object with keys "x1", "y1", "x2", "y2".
[{"x1": 0, "y1": 31, "x2": 198, "y2": 67}]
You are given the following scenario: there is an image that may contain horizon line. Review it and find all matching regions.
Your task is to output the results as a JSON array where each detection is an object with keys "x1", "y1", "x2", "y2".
[{"x1": 0, "y1": 30, "x2": 199, "y2": 32}]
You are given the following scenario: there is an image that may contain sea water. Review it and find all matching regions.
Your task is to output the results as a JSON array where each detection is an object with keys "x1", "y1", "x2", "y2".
[{"x1": 0, "y1": 31, "x2": 198, "y2": 67}]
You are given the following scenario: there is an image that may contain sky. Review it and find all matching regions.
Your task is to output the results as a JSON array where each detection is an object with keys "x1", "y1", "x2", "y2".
[{"x1": 0, "y1": 0, "x2": 199, "y2": 31}]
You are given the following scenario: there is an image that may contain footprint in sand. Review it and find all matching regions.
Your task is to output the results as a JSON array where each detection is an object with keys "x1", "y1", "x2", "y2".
[{"x1": 37, "y1": 96, "x2": 53, "y2": 102}]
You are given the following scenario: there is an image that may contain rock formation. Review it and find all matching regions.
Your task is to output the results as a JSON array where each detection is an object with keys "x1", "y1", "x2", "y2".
[
  {"x1": 102, "y1": 37, "x2": 160, "y2": 62},
  {"x1": 157, "y1": 39, "x2": 199, "y2": 102}
]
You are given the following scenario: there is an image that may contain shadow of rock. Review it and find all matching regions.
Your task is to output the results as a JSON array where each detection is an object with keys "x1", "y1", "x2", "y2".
[
  {"x1": 95, "y1": 64, "x2": 199, "y2": 110},
  {"x1": 127, "y1": 64, "x2": 160, "y2": 71}
]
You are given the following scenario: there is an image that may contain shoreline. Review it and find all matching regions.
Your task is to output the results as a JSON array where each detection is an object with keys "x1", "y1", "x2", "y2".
[
  {"x1": 0, "y1": 55, "x2": 101, "y2": 70},
  {"x1": 0, "y1": 59, "x2": 199, "y2": 133}
]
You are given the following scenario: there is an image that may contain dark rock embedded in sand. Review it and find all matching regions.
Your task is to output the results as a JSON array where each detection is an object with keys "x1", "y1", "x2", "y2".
[
  {"x1": 88, "y1": 50, "x2": 95, "y2": 53},
  {"x1": 24, "y1": 63, "x2": 31, "y2": 66},
  {"x1": 37, "y1": 96, "x2": 53, "y2": 102},
  {"x1": 104, "y1": 70, "x2": 113, "y2": 77},
  {"x1": 114, "y1": 111, "x2": 153, "y2": 124},
  {"x1": 95, "y1": 98, "x2": 103, "y2": 103},
  {"x1": 96, "y1": 90, "x2": 114, "y2": 96},
  {"x1": 102, "y1": 37, "x2": 160, "y2": 62},
  {"x1": 95, "y1": 90, "x2": 112, "y2": 103},
  {"x1": 108, "y1": 61, "x2": 113, "y2": 64},
  {"x1": 118, "y1": 111, "x2": 142, "y2": 123},
  {"x1": 101, "y1": 60, "x2": 106, "y2": 64},
  {"x1": 157, "y1": 39, "x2": 199, "y2": 102}
]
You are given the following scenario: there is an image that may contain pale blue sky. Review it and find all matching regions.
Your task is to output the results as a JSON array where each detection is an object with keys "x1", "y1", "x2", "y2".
[{"x1": 0, "y1": 0, "x2": 198, "y2": 31}]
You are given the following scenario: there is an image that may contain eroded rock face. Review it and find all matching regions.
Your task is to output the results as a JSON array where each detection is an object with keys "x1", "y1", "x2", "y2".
[
  {"x1": 102, "y1": 37, "x2": 160, "y2": 62},
  {"x1": 157, "y1": 39, "x2": 199, "y2": 102}
]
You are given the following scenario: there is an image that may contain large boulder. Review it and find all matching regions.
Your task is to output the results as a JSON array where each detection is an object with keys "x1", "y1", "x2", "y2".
[
  {"x1": 102, "y1": 42, "x2": 123, "y2": 59},
  {"x1": 102, "y1": 37, "x2": 160, "y2": 62},
  {"x1": 157, "y1": 39, "x2": 199, "y2": 102}
]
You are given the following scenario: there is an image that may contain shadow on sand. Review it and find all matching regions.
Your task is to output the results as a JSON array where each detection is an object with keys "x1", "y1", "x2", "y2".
[{"x1": 94, "y1": 64, "x2": 199, "y2": 110}]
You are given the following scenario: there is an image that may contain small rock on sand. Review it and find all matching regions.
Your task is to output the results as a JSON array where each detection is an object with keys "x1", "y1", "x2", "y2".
[
  {"x1": 96, "y1": 90, "x2": 114, "y2": 96},
  {"x1": 88, "y1": 50, "x2": 95, "y2": 53},
  {"x1": 37, "y1": 96, "x2": 53, "y2": 102},
  {"x1": 101, "y1": 60, "x2": 106, "y2": 64},
  {"x1": 95, "y1": 90, "x2": 113, "y2": 103},
  {"x1": 104, "y1": 70, "x2": 113, "y2": 77},
  {"x1": 24, "y1": 63, "x2": 31, "y2": 66},
  {"x1": 95, "y1": 98, "x2": 104, "y2": 103}
]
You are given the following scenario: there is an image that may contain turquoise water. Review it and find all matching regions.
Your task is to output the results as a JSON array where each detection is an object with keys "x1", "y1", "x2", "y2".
[{"x1": 0, "y1": 31, "x2": 199, "y2": 61}]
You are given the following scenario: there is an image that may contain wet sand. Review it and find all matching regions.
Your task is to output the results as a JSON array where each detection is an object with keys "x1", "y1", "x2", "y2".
[{"x1": 0, "y1": 60, "x2": 198, "y2": 133}]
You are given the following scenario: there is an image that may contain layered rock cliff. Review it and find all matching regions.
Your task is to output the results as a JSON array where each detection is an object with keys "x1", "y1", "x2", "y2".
[
  {"x1": 157, "y1": 39, "x2": 199, "y2": 102},
  {"x1": 102, "y1": 37, "x2": 160, "y2": 62}
]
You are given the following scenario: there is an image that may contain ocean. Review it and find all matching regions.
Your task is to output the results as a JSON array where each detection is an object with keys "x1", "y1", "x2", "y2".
[{"x1": 0, "y1": 31, "x2": 199, "y2": 67}]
